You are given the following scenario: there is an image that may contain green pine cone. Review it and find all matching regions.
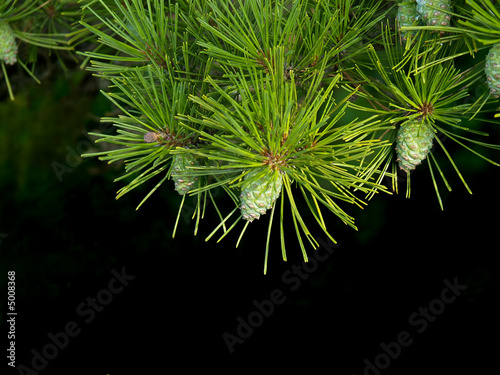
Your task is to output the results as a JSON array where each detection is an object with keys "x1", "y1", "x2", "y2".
[
  {"x1": 397, "y1": 1, "x2": 419, "y2": 41},
  {"x1": 485, "y1": 43, "x2": 500, "y2": 98},
  {"x1": 0, "y1": 22, "x2": 17, "y2": 65},
  {"x1": 395, "y1": 120, "x2": 434, "y2": 172},
  {"x1": 240, "y1": 169, "x2": 283, "y2": 222},
  {"x1": 171, "y1": 153, "x2": 199, "y2": 195},
  {"x1": 416, "y1": 0, "x2": 452, "y2": 28}
]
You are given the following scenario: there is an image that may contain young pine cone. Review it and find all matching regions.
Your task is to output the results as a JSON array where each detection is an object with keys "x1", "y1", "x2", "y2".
[
  {"x1": 395, "y1": 119, "x2": 434, "y2": 172},
  {"x1": 240, "y1": 169, "x2": 283, "y2": 222}
]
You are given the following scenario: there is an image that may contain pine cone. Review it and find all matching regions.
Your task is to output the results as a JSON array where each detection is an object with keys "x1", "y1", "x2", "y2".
[
  {"x1": 171, "y1": 153, "x2": 199, "y2": 195},
  {"x1": 240, "y1": 169, "x2": 283, "y2": 222},
  {"x1": 397, "y1": 1, "x2": 419, "y2": 41},
  {"x1": 0, "y1": 22, "x2": 17, "y2": 65},
  {"x1": 485, "y1": 43, "x2": 500, "y2": 98},
  {"x1": 416, "y1": 0, "x2": 452, "y2": 28},
  {"x1": 395, "y1": 120, "x2": 434, "y2": 172}
]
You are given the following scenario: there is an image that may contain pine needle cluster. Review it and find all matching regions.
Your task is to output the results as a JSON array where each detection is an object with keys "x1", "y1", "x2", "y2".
[
  {"x1": 0, "y1": 0, "x2": 85, "y2": 99},
  {"x1": 3, "y1": 0, "x2": 500, "y2": 272}
]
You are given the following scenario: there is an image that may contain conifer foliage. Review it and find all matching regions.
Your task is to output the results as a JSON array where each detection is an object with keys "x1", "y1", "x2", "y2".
[
  {"x1": 3, "y1": 0, "x2": 500, "y2": 272},
  {"x1": 0, "y1": 0, "x2": 79, "y2": 99}
]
